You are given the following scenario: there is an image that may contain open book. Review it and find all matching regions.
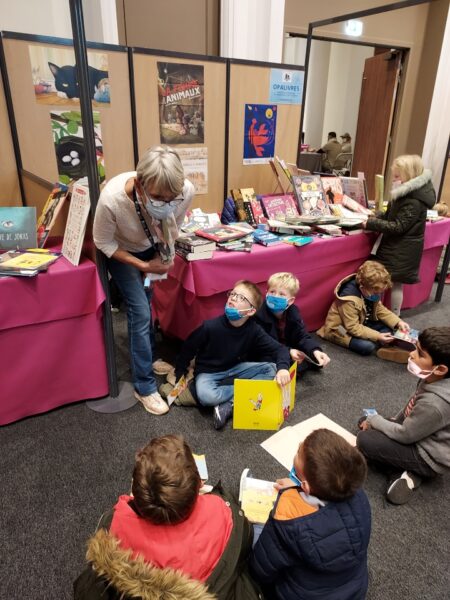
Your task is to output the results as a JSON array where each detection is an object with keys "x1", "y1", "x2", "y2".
[
  {"x1": 393, "y1": 328, "x2": 419, "y2": 351},
  {"x1": 239, "y1": 469, "x2": 277, "y2": 524},
  {"x1": 261, "y1": 413, "x2": 356, "y2": 470}
]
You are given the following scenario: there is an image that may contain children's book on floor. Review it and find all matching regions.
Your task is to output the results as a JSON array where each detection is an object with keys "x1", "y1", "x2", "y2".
[
  {"x1": 261, "y1": 413, "x2": 356, "y2": 470},
  {"x1": 239, "y1": 469, "x2": 277, "y2": 524},
  {"x1": 393, "y1": 328, "x2": 419, "y2": 351}
]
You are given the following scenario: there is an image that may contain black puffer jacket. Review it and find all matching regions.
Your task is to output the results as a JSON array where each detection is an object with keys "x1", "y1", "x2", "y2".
[{"x1": 366, "y1": 169, "x2": 436, "y2": 283}]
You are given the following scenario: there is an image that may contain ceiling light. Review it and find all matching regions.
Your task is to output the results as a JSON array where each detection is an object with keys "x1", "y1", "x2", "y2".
[{"x1": 344, "y1": 20, "x2": 363, "y2": 37}]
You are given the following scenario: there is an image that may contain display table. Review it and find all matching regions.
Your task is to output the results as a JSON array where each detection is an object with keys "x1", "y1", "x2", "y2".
[
  {"x1": 0, "y1": 253, "x2": 109, "y2": 425},
  {"x1": 153, "y1": 220, "x2": 450, "y2": 340},
  {"x1": 298, "y1": 152, "x2": 322, "y2": 172}
]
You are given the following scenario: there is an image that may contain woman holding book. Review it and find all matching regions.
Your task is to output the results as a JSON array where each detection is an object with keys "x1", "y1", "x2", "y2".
[
  {"x1": 93, "y1": 146, "x2": 194, "y2": 415},
  {"x1": 363, "y1": 155, "x2": 436, "y2": 315}
]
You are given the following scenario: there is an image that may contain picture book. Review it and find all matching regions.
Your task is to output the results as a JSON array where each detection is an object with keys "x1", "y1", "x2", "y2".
[
  {"x1": 233, "y1": 363, "x2": 297, "y2": 430},
  {"x1": 340, "y1": 176, "x2": 368, "y2": 208},
  {"x1": 321, "y1": 176, "x2": 343, "y2": 204},
  {"x1": 175, "y1": 234, "x2": 216, "y2": 253},
  {"x1": 275, "y1": 156, "x2": 294, "y2": 187},
  {"x1": 37, "y1": 185, "x2": 69, "y2": 247},
  {"x1": 342, "y1": 195, "x2": 372, "y2": 215},
  {"x1": 0, "y1": 250, "x2": 60, "y2": 277},
  {"x1": 260, "y1": 194, "x2": 299, "y2": 221},
  {"x1": 181, "y1": 210, "x2": 221, "y2": 234},
  {"x1": 217, "y1": 237, "x2": 253, "y2": 252},
  {"x1": 239, "y1": 188, "x2": 258, "y2": 226},
  {"x1": 195, "y1": 225, "x2": 249, "y2": 243},
  {"x1": 62, "y1": 180, "x2": 91, "y2": 266},
  {"x1": 175, "y1": 248, "x2": 214, "y2": 261},
  {"x1": 261, "y1": 413, "x2": 357, "y2": 470},
  {"x1": 393, "y1": 328, "x2": 419, "y2": 351},
  {"x1": 282, "y1": 235, "x2": 314, "y2": 247},
  {"x1": 268, "y1": 219, "x2": 312, "y2": 235},
  {"x1": 292, "y1": 175, "x2": 330, "y2": 217},
  {"x1": 252, "y1": 229, "x2": 285, "y2": 247},
  {"x1": 166, "y1": 375, "x2": 188, "y2": 407},
  {"x1": 193, "y1": 454, "x2": 208, "y2": 481},
  {"x1": 314, "y1": 223, "x2": 343, "y2": 236},
  {"x1": 0, "y1": 207, "x2": 37, "y2": 251},
  {"x1": 239, "y1": 471, "x2": 277, "y2": 524},
  {"x1": 230, "y1": 188, "x2": 248, "y2": 222}
]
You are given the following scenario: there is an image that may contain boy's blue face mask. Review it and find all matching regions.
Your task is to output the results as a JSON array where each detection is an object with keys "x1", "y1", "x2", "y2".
[
  {"x1": 364, "y1": 293, "x2": 381, "y2": 302},
  {"x1": 225, "y1": 305, "x2": 244, "y2": 321},
  {"x1": 289, "y1": 466, "x2": 302, "y2": 487},
  {"x1": 266, "y1": 294, "x2": 289, "y2": 312}
]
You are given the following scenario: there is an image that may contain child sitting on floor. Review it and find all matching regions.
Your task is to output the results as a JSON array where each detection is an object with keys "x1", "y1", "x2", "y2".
[
  {"x1": 357, "y1": 326, "x2": 450, "y2": 505},
  {"x1": 317, "y1": 260, "x2": 410, "y2": 362},
  {"x1": 255, "y1": 271, "x2": 330, "y2": 373},
  {"x1": 74, "y1": 435, "x2": 261, "y2": 599},
  {"x1": 171, "y1": 279, "x2": 291, "y2": 430},
  {"x1": 250, "y1": 429, "x2": 371, "y2": 600}
]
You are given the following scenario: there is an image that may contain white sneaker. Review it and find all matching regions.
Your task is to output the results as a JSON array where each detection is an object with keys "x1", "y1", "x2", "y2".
[
  {"x1": 134, "y1": 391, "x2": 169, "y2": 415},
  {"x1": 152, "y1": 359, "x2": 174, "y2": 375}
]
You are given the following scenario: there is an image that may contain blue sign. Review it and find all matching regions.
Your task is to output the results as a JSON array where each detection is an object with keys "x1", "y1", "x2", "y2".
[{"x1": 269, "y1": 69, "x2": 303, "y2": 105}]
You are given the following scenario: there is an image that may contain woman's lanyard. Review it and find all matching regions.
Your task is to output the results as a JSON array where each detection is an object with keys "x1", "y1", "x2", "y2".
[{"x1": 132, "y1": 186, "x2": 155, "y2": 247}]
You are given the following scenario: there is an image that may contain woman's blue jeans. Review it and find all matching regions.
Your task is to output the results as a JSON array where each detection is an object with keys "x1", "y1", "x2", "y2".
[{"x1": 107, "y1": 248, "x2": 157, "y2": 396}]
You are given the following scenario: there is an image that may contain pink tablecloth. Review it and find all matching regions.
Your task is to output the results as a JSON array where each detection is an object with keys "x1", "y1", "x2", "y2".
[
  {"x1": 0, "y1": 253, "x2": 109, "y2": 425},
  {"x1": 153, "y1": 220, "x2": 450, "y2": 340}
]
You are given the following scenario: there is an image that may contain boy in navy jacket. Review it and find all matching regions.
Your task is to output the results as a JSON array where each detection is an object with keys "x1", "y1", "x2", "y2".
[
  {"x1": 255, "y1": 272, "x2": 330, "y2": 373},
  {"x1": 250, "y1": 429, "x2": 371, "y2": 600}
]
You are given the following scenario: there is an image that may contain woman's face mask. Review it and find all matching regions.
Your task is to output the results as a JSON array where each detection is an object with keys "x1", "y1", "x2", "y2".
[{"x1": 138, "y1": 184, "x2": 182, "y2": 220}]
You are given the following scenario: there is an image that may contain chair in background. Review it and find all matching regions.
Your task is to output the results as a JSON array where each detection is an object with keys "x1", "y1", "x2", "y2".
[{"x1": 332, "y1": 153, "x2": 353, "y2": 176}]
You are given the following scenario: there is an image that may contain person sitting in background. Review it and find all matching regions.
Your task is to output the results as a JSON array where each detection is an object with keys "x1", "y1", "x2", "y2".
[
  {"x1": 340, "y1": 132, "x2": 352, "y2": 153},
  {"x1": 74, "y1": 435, "x2": 262, "y2": 599},
  {"x1": 250, "y1": 429, "x2": 371, "y2": 600},
  {"x1": 357, "y1": 327, "x2": 450, "y2": 505},
  {"x1": 313, "y1": 131, "x2": 342, "y2": 172},
  {"x1": 255, "y1": 272, "x2": 330, "y2": 374},
  {"x1": 317, "y1": 260, "x2": 410, "y2": 362}
]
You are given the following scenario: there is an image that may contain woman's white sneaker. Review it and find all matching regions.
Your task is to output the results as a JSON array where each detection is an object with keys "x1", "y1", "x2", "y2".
[{"x1": 134, "y1": 391, "x2": 169, "y2": 415}]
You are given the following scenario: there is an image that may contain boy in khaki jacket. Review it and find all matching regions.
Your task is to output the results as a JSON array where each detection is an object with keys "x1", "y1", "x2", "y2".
[{"x1": 317, "y1": 260, "x2": 410, "y2": 361}]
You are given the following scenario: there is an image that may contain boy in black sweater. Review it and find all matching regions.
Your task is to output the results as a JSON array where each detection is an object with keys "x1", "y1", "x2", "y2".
[
  {"x1": 255, "y1": 272, "x2": 330, "y2": 373},
  {"x1": 174, "y1": 280, "x2": 291, "y2": 429}
]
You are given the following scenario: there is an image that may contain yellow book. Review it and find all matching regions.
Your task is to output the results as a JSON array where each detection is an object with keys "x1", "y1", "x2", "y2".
[
  {"x1": 241, "y1": 477, "x2": 278, "y2": 523},
  {"x1": 233, "y1": 363, "x2": 297, "y2": 430},
  {"x1": 0, "y1": 251, "x2": 59, "y2": 270}
]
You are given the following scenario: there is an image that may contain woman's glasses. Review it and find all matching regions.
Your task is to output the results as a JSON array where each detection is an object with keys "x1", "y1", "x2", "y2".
[
  {"x1": 147, "y1": 194, "x2": 184, "y2": 208},
  {"x1": 227, "y1": 290, "x2": 254, "y2": 308}
]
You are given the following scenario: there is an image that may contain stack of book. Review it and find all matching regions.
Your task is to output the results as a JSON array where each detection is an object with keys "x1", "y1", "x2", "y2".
[
  {"x1": 175, "y1": 234, "x2": 216, "y2": 262},
  {"x1": 0, "y1": 249, "x2": 60, "y2": 277}
]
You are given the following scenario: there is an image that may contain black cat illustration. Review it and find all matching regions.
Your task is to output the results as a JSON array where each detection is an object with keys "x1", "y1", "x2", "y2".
[{"x1": 48, "y1": 62, "x2": 108, "y2": 100}]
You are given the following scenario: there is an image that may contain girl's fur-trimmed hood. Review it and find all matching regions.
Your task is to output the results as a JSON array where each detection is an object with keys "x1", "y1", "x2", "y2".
[
  {"x1": 390, "y1": 168, "x2": 434, "y2": 205},
  {"x1": 86, "y1": 528, "x2": 217, "y2": 600}
]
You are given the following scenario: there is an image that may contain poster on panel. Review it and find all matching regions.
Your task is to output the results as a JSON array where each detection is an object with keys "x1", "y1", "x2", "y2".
[
  {"x1": 269, "y1": 69, "x2": 303, "y2": 105},
  {"x1": 176, "y1": 147, "x2": 208, "y2": 194},
  {"x1": 157, "y1": 62, "x2": 204, "y2": 144},
  {"x1": 29, "y1": 45, "x2": 110, "y2": 105},
  {"x1": 243, "y1": 104, "x2": 277, "y2": 165}
]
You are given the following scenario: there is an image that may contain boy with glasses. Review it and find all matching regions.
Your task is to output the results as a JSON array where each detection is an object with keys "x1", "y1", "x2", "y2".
[{"x1": 173, "y1": 280, "x2": 291, "y2": 429}]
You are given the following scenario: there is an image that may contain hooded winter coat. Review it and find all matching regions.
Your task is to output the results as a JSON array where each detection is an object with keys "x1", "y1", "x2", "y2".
[
  {"x1": 317, "y1": 274, "x2": 400, "y2": 348},
  {"x1": 73, "y1": 487, "x2": 262, "y2": 600},
  {"x1": 365, "y1": 169, "x2": 436, "y2": 283},
  {"x1": 250, "y1": 487, "x2": 371, "y2": 600}
]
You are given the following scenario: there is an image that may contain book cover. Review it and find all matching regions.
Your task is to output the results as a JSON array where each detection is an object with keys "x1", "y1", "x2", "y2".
[
  {"x1": 260, "y1": 194, "x2": 299, "y2": 221},
  {"x1": 342, "y1": 195, "x2": 372, "y2": 215},
  {"x1": 230, "y1": 189, "x2": 248, "y2": 223},
  {"x1": 195, "y1": 225, "x2": 248, "y2": 243},
  {"x1": 314, "y1": 224, "x2": 343, "y2": 236},
  {"x1": 193, "y1": 454, "x2": 208, "y2": 482},
  {"x1": 261, "y1": 413, "x2": 356, "y2": 470},
  {"x1": 37, "y1": 185, "x2": 69, "y2": 248},
  {"x1": 282, "y1": 235, "x2": 314, "y2": 247},
  {"x1": 393, "y1": 328, "x2": 419, "y2": 351},
  {"x1": 0, "y1": 250, "x2": 60, "y2": 276},
  {"x1": 239, "y1": 188, "x2": 258, "y2": 226},
  {"x1": 321, "y1": 176, "x2": 343, "y2": 205},
  {"x1": 340, "y1": 176, "x2": 368, "y2": 208},
  {"x1": 252, "y1": 229, "x2": 285, "y2": 246},
  {"x1": 176, "y1": 248, "x2": 214, "y2": 261},
  {"x1": 240, "y1": 474, "x2": 277, "y2": 524},
  {"x1": 175, "y1": 234, "x2": 216, "y2": 253},
  {"x1": 217, "y1": 238, "x2": 253, "y2": 252},
  {"x1": 233, "y1": 363, "x2": 297, "y2": 430},
  {"x1": 181, "y1": 211, "x2": 221, "y2": 234},
  {"x1": 0, "y1": 207, "x2": 37, "y2": 250},
  {"x1": 292, "y1": 175, "x2": 330, "y2": 217},
  {"x1": 62, "y1": 180, "x2": 90, "y2": 266}
]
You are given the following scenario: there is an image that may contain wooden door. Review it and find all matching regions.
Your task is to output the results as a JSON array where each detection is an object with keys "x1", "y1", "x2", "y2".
[{"x1": 352, "y1": 51, "x2": 402, "y2": 199}]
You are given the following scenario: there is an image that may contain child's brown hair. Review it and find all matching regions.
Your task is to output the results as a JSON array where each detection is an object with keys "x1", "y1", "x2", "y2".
[
  {"x1": 355, "y1": 260, "x2": 392, "y2": 291},
  {"x1": 132, "y1": 435, "x2": 201, "y2": 524},
  {"x1": 234, "y1": 280, "x2": 263, "y2": 310},
  {"x1": 301, "y1": 429, "x2": 367, "y2": 502}
]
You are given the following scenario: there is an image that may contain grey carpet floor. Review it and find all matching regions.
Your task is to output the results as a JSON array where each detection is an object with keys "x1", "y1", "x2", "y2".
[{"x1": 1, "y1": 284, "x2": 450, "y2": 599}]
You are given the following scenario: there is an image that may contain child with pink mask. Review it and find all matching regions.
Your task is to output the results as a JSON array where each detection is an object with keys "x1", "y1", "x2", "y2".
[{"x1": 357, "y1": 327, "x2": 450, "y2": 504}]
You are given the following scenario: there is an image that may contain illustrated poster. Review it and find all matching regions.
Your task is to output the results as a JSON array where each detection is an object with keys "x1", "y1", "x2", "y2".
[
  {"x1": 269, "y1": 69, "x2": 303, "y2": 105},
  {"x1": 176, "y1": 147, "x2": 208, "y2": 194},
  {"x1": 29, "y1": 45, "x2": 110, "y2": 105},
  {"x1": 50, "y1": 110, "x2": 105, "y2": 186},
  {"x1": 157, "y1": 62, "x2": 204, "y2": 144},
  {"x1": 243, "y1": 104, "x2": 277, "y2": 165},
  {"x1": 0, "y1": 207, "x2": 37, "y2": 250}
]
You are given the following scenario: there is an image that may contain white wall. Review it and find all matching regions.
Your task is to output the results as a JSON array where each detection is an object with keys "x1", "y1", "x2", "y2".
[{"x1": 303, "y1": 40, "x2": 330, "y2": 147}]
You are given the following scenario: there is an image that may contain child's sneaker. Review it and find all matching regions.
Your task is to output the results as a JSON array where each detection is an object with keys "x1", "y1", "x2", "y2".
[
  {"x1": 376, "y1": 347, "x2": 410, "y2": 364},
  {"x1": 386, "y1": 471, "x2": 422, "y2": 504},
  {"x1": 134, "y1": 391, "x2": 169, "y2": 415},
  {"x1": 213, "y1": 401, "x2": 233, "y2": 430}
]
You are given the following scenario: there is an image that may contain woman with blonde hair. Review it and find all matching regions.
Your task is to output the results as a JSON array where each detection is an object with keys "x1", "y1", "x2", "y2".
[
  {"x1": 93, "y1": 146, "x2": 194, "y2": 415},
  {"x1": 363, "y1": 155, "x2": 436, "y2": 315}
]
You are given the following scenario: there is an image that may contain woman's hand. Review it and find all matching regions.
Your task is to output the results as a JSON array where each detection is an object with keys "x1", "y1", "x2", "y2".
[{"x1": 141, "y1": 256, "x2": 173, "y2": 274}]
